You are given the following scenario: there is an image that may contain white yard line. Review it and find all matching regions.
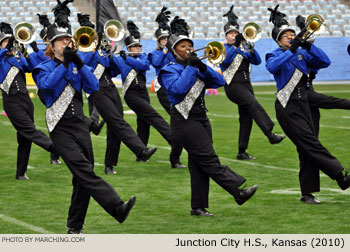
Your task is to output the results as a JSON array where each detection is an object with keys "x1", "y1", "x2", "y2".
[{"x1": 0, "y1": 213, "x2": 53, "y2": 234}]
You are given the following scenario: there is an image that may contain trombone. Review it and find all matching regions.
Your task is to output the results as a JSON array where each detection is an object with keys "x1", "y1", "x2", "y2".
[
  {"x1": 73, "y1": 26, "x2": 98, "y2": 52},
  {"x1": 296, "y1": 14, "x2": 326, "y2": 42},
  {"x1": 300, "y1": 14, "x2": 326, "y2": 42},
  {"x1": 100, "y1": 19, "x2": 126, "y2": 54},
  {"x1": 240, "y1": 22, "x2": 261, "y2": 53},
  {"x1": 190, "y1": 41, "x2": 226, "y2": 64},
  {"x1": 13, "y1": 22, "x2": 36, "y2": 57}
]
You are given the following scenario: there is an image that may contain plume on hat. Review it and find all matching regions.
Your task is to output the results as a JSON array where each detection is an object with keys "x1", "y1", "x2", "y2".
[
  {"x1": 37, "y1": 14, "x2": 51, "y2": 28},
  {"x1": 155, "y1": 6, "x2": 171, "y2": 31},
  {"x1": 0, "y1": 22, "x2": 13, "y2": 34},
  {"x1": 127, "y1": 21, "x2": 140, "y2": 39},
  {"x1": 77, "y1": 13, "x2": 95, "y2": 28},
  {"x1": 268, "y1": 4, "x2": 289, "y2": 27},
  {"x1": 223, "y1": 5, "x2": 239, "y2": 25},
  {"x1": 52, "y1": 0, "x2": 74, "y2": 28},
  {"x1": 170, "y1": 16, "x2": 189, "y2": 37}
]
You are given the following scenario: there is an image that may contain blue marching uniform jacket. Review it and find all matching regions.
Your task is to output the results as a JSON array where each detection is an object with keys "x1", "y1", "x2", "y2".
[
  {"x1": 219, "y1": 44, "x2": 261, "y2": 73},
  {"x1": 32, "y1": 59, "x2": 99, "y2": 108},
  {"x1": 148, "y1": 49, "x2": 175, "y2": 75},
  {"x1": 265, "y1": 44, "x2": 330, "y2": 91},
  {"x1": 0, "y1": 48, "x2": 33, "y2": 83},
  {"x1": 110, "y1": 53, "x2": 149, "y2": 81},
  {"x1": 159, "y1": 62, "x2": 225, "y2": 106},
  {"x1": 28, "y1": 49, "x2": 49, "y2": 67}
]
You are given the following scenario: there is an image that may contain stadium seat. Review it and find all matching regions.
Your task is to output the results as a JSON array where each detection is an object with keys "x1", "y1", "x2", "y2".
[
  {"x1": 9, "y1": 2, "x2": 20, "y2": 8},
  {"x1": 0, "y1": 3, "x2": 6, "y2": 7},
  {"x1": 23, "y1": 2, "x2": 34, "y2": 7},
  {"x1": 332, "y1": 30, "x2": 343, "y2": 37},
  {"x1": 195, "y1": 32, "x2": 205, "y2": 39}
]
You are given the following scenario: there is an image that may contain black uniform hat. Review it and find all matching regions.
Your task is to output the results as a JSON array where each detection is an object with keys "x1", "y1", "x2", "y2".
[
  {"x1": 37, "y1": 14, "x2": 52, "y2": 41},
  {"x1": 124, "y1": 21, "x2": 142, "y2": 48},
  {"x1": 154, "y1": 6, "x2": 171, "y2": 40},
  {"x1": 268, "y1": 4, "x2": 295, "y2": 42},
  {"x1": 0, "y1": 22, "x2": 13, "y2": 44},
  {"x1": 47, "y1": 0, "x2": 73, "y2": 43},
  {"x1": 223, "y1": 5, "x2": 239, "y2": 35},
  {"x1": 166, "y1": 16, "x2": 193, "y2": 54},
  {"x1": 77, "y1": 13, "x2": 95, "y2": 29}
]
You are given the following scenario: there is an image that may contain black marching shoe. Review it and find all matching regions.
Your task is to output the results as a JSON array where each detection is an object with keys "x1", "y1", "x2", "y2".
[
  {"x1": 67, "y1": 227, "x2": 83, "y2": 234},
  {"x1": 234, "y1": 185, "x2": 258, "y2": 205},
  {"x1": 337, "y1": 173, "x2": 350, "y2": 190},
  {"x1": 300, "y1": 194, "x2": 321, "y2": 204},
  {"x1": 105, "y1": 166, "x2": 117, "y2": 175},
  {"x1": 90, "y1": 120, "x2": 105, "y2": 136},
  {"x1": 171, "y1": 162, "x2": 186, "y2": 169},
  {"x1": 137, "y1": 147, "x2": 157, "y2": 162},
  {"x1": 268, "y1": 132, "x2": 286, "y2": 144},
  {"x1": 190, "y1": 208, "x2": 213, "y2": 217},
  {"x1": 15, "y1": 174, "x2": 30, "y2": 180},
  {"x1": 237, "y1": 152, "x2": 256, "y2": 160},
  {"x1": 50, "y1": 159, "x2": 61, "y2": 165},
  {"x1": 115, "y1": 196, "x2": 136, "y2": 223}
]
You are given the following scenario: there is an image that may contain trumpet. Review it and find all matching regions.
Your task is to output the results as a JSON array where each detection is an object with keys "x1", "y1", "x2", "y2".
[
  {"x1": 190, "y1": 41, "x2": 226, "y2": 64},
  {"x1": 299, "y1": 14, "x2": 326, "y2": 42},
  {"x1": 73, "y1": 26, "x2": 98, "y2": 52},
  {"x1": 114, "y1": 51, "x2": 146, "y2": 55},
  {"x1": 240, "y1": 22, "x2": 261, "y2": 53},
  {"x1": 13, "y1": 22, "x2": 36, "y2": 57}
]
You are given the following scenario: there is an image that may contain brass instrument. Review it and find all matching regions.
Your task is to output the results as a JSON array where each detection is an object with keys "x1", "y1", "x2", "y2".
[
  {"x1": 100, "y1": 19, "x2": 125, "y2": 53},
  {"x1": 73, "y1": 26, "x2": 98, "y2": 52},
  {"x1": 13, "y1": 22, "x2": 36, "y2": 57},
  {"x1": 191, "y1": 41, "x2": 226, "y2": 64},
  {"x1": 240, "y1": 22, "x2": 261, "y2": 53},
  {"x1": 300, "y1": 14, "x2": 326, "y2": 41}
]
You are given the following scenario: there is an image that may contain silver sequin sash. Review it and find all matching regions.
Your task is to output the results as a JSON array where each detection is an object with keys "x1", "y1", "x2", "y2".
[
  {"x1": 175, "y1": 78, "x2": 205, "y2": 119},
  {"x1": 0, "y1": 67, "x2": 19, "y2": 95},
  {"x1": 122, "y1": 69, "x2": 138, "y2": 97},
  {"x1": 154, "y1": 75, "x2": 161, "y2": 92},
  {"x1": 276, "y1": 68, "x2": 303, "y2": 108},
  {"x1": 93, "y1": 63, "x2": 105, "y2": 80},
  {"x1": 46, "y1": 83, "x2": 75, "y2": 132},
  {"x1": 223, "y1": 54, "x2": 244, "y2": 85}
]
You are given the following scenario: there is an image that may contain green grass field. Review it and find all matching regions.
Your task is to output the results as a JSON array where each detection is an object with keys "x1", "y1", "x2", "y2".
[{"x1": 0, "y1": 84, "x2": 349, "y2": 234}]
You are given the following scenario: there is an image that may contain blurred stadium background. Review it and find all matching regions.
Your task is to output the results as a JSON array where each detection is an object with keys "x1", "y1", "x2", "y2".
[{"x1": 2, "y1": 0, "x2": 350, "y2": 83}]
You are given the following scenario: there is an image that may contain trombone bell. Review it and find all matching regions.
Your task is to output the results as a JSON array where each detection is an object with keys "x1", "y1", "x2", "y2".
[
  {"x1": 204, "y1": 41, "x2": 226, "y2": 64},
  {"x1": 305, "y1": 14, "x2": 326, "y2": 35},
  {"x1": 242, "y1": 22, "x2": 261, "y2": 43},
  {"x1": 73, "y1": 26, "x2": 98, "y2": 52},
  {"x1": 192, "y1": 41, "x2": 226, "y2": 64},
  {"x1": 104, "y1": 19, "x2": 125, "y2": 42},
  {"x1": 14, "y1": 22, "x2": 36, "y2": 45}
]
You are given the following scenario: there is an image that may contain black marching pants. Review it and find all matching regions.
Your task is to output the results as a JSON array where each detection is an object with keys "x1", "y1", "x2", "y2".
[
  {"x1": 307, "y1": 86, "x2": 350, "y2": 136},
  {"x1": 275, "y1": 90, "x2": 344, "y2": 195},
  {"x1": 90, "y1": 85, "x2": 146, "y2": 166},
  {"x1": 157, "y1": 87, "x2": 184, "y2": 164},
  {"x1": 170, "y1": 109, "x2": 245, "y2": 209},
  {"x1": 124, "y1": 88, "x2": 172, "y2": 146},
  {"x1": 50, "y1": 117, "x2": 123, "y2": 229},
  {"x1": 3, "y1": 92, "x2": 53, "y2": 177},
  {"x1": 224, "y1": 82, "x2": 275, "y2": 151}
]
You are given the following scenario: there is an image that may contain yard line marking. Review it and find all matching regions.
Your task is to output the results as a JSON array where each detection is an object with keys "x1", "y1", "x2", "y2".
[
  {"x1": 320, "y1": 124, "x2": 350, "y2": 130},
  {"x1": 270, "y1": 187, "x2": 350, "y2": 195},
  {"x1": 342, "y1": 116, "x2": 350, "y2": 119},
  {"x1": 0, "y1": 213, "x2": 53, "y2": 234},
  {"x1": 220, "y1": 157, "x2": 299, "y2": 173}
]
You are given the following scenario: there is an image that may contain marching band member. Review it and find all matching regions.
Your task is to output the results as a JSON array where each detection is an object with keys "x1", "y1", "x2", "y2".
[
  {"x1": 295, "y1": 15, "x2": 350, "y2": 136},
  {"x1": 0, "y1": 22, "x2": 58, "y2": 180},
  {"x1": 148, "y1": 7, "x2": 186, "y2": 169},
  {"x1": 220, "y1": 5, "x2": 285, "y2": 161},
  {"x1": 76, "y1": 13, "x2": 157, "y2": 175},
  {"x1": 158, "y1": 16, "x2": 258, "y2": 217},
  {"x1": 111, "y1": 21, "x2": 174, "y2": 164},
  {"x1": 32, "y1": 1, "x2": 136, "y2": 233},
  {"x1": 265, "y1": 5, "x2": 350, "y2": 204}
]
